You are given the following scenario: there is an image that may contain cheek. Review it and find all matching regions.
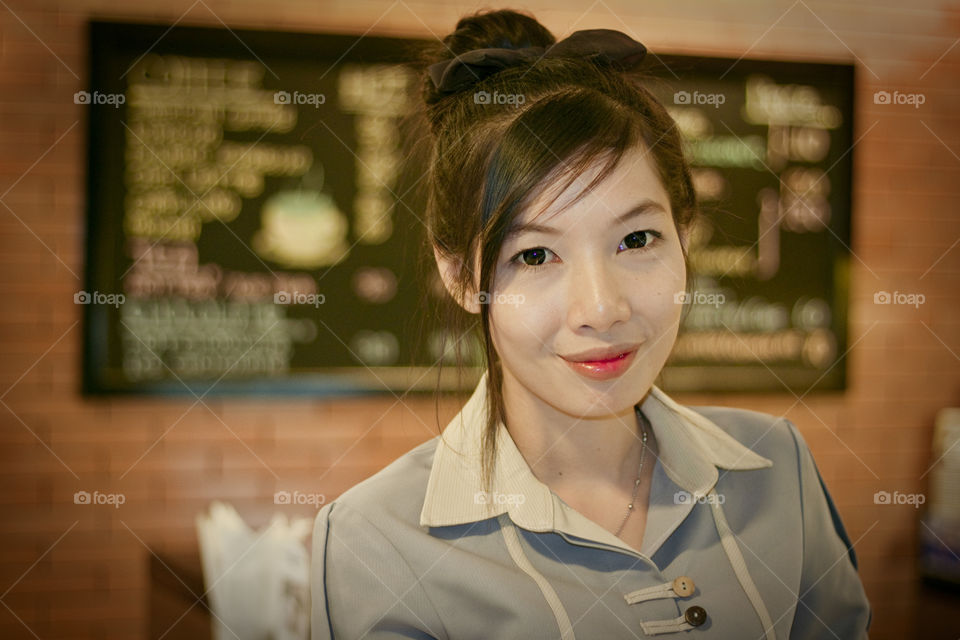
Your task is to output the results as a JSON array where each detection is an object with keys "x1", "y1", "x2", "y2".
[
  {"x1": 630, "y1": 262, "x2": 686, "y2": 325},
  {"x1": 632, "y1": 284, "x2": 680, "y2": 326},
  {"x1": 489, "y1": 295, "x2": 559, "y2": 356}
]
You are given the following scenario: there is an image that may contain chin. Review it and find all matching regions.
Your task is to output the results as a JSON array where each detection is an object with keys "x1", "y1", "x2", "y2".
[{"x1": 556, "y1": 371, "x2": 647, "y2": 414}]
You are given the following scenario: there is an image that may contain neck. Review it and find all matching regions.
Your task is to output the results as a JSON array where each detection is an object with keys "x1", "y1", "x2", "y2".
[{"x1": 501, "y1": 374, "x2": 656, "y2": 489}]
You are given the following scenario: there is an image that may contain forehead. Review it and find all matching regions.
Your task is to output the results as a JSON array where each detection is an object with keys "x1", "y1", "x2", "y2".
[{"x1": 510, "y1": 145, "x2": 671, "y2": 233}]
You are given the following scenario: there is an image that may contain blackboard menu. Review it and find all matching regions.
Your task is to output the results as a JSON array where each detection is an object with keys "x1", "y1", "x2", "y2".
[
  {"x1": 645, "y1": 55, "x2": 854, "y2": 392},
  {"x1": 81, "y1": 21, "x2": 853, "y2": 395}
]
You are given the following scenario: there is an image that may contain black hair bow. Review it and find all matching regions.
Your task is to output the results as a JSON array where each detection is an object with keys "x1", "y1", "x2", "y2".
[{"x1": 428, "y1": 28, "x2": 647, "y2": 95}]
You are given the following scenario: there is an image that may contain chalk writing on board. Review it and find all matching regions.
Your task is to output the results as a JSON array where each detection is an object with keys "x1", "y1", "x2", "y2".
[{"x1": 82, "y1": 22, "x2": 852, "y2": 393}]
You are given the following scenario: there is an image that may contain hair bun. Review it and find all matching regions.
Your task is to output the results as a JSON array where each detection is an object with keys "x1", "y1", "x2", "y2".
[
  {"x1": 446, "y1": 9, "x2": 555, "y2": 55},
  {"x1": 419, "y1": 9, "x2": 555, "y2": 108},
  {"x1": 428, "y1": 28, "x2": 647, "y2": 96}
]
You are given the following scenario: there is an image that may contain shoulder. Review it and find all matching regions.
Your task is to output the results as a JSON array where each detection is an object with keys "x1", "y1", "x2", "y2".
[
  {"x1": 687, "y1": 403, "x2": 808, "y2": 469},
  {"x1": 686, "y1": 404, "x2": 852, "y2": 550},
  {"x1": 310, "y1": 437, "x2": 449, "y2": 639},
  {"x1": 316, "y1": 435, "x2": 439, "y2": 534}
]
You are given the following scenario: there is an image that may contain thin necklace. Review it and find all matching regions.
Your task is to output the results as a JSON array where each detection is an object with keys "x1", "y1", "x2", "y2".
[{"x1": 615, "y1": 406, "x2": 648, "y2": 537}]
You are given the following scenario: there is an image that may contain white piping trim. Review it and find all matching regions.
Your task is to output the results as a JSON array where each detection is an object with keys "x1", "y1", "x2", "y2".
[
  {"x1": 498, "y1": 513, "x2": 576, "y2": 640},
  {"x1": 639, "y1": 614, "x2": 695, "y2": 635},
  {"x1": 624, "y1": 581, "x2": 677, "y2": 604},
  {"x1": 709, "y1": 491, "x2": 778, "y2": 640}
]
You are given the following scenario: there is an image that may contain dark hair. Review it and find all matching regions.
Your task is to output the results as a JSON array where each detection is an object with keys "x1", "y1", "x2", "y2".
[{"x1": 411, "y1": 8, "x2": 697, "y2": 493}]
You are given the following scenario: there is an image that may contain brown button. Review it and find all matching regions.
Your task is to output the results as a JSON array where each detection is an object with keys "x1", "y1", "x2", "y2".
[
  {"x1": 672, "y1": 576, "x2": 695, "y2": 597},
  {"x1": 684, "y1": 605, "x2": 707, "y2": 627}
]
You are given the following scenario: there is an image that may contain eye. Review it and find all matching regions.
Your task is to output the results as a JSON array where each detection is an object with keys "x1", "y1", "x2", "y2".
[
  {"x1": 618, "y1": 230, "x2": 662, "y2": 252},
  {"x1": 510, "y1": 247, "x2": 553, "y2": 271}
]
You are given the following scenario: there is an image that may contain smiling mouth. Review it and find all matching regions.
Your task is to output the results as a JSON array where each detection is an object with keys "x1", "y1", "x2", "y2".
[
  {"x1": 572, "y1": 351, "x2": 631, "y2": 363},
  {"x1": 561, "y1": 344, "x2": 641, "y2": 363},
  {"x1": 560, "y1": 348, "x2": 639, "y2": 380}
]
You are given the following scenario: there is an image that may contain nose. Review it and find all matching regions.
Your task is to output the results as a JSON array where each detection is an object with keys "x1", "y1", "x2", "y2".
[{"x1": 565, "y1": 258, "x2": 631, "y2": 332}]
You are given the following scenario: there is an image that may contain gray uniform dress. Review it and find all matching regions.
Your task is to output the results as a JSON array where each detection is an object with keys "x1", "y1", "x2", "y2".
[{"x1": 310, "y1": 371, "x2": 872, "y2": 639}]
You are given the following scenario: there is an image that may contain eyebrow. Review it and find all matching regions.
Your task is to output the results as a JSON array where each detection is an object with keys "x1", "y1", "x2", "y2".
[{"x1": 505, "y1": 199, "x2": 668, "y2": 239}]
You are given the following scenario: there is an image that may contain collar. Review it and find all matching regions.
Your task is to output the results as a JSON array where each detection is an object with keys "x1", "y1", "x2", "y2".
[{"x1": 420, "y1": 370, "x2": 773, "y2": 536}]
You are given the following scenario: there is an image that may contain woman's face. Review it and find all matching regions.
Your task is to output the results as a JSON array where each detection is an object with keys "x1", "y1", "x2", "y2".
[{"x1": 487, "y1": 144, "x2": 688, "y2": 419}]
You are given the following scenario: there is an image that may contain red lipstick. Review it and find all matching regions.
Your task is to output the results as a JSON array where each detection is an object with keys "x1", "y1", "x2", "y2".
[{"x1": 561, "y1": 347, "x2": 638, "y2": 381}]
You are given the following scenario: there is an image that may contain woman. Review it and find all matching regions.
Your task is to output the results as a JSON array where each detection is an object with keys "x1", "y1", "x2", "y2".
[{"x1": 311, "y1": 9, "x2": 871, "y2": 639}]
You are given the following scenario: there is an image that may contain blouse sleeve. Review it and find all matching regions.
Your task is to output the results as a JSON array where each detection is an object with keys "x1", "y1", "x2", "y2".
[
  {"x1": 786, "y1": 421, "x2": 873, "y2": 639},
  {"x1": 310, "y1": 501, "x2": 446, "y2": 640}
]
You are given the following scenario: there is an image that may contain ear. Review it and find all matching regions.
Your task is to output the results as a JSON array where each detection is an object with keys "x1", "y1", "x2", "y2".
[{"x1": 433, "y1": 244, "x2": 482, "y2": 314}]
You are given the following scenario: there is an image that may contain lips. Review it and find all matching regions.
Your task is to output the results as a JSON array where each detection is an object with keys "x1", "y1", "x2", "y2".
[
  {"x1": 561, "y1": 344, "x2": 641, "y2": 363},
  {"x1": 560, "y1": 345, "x2": 639, "y2": 381}
]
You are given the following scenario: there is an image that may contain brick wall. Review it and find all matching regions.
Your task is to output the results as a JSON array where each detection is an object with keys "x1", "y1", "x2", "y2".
[{"x1": 1, "y1": 0, "x2": 958, "y2": 638}]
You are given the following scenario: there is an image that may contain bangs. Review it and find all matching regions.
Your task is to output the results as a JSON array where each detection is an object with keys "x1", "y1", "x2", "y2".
[{"x1": 479, "y1": 89, "x2": 642, "y2": 237}]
